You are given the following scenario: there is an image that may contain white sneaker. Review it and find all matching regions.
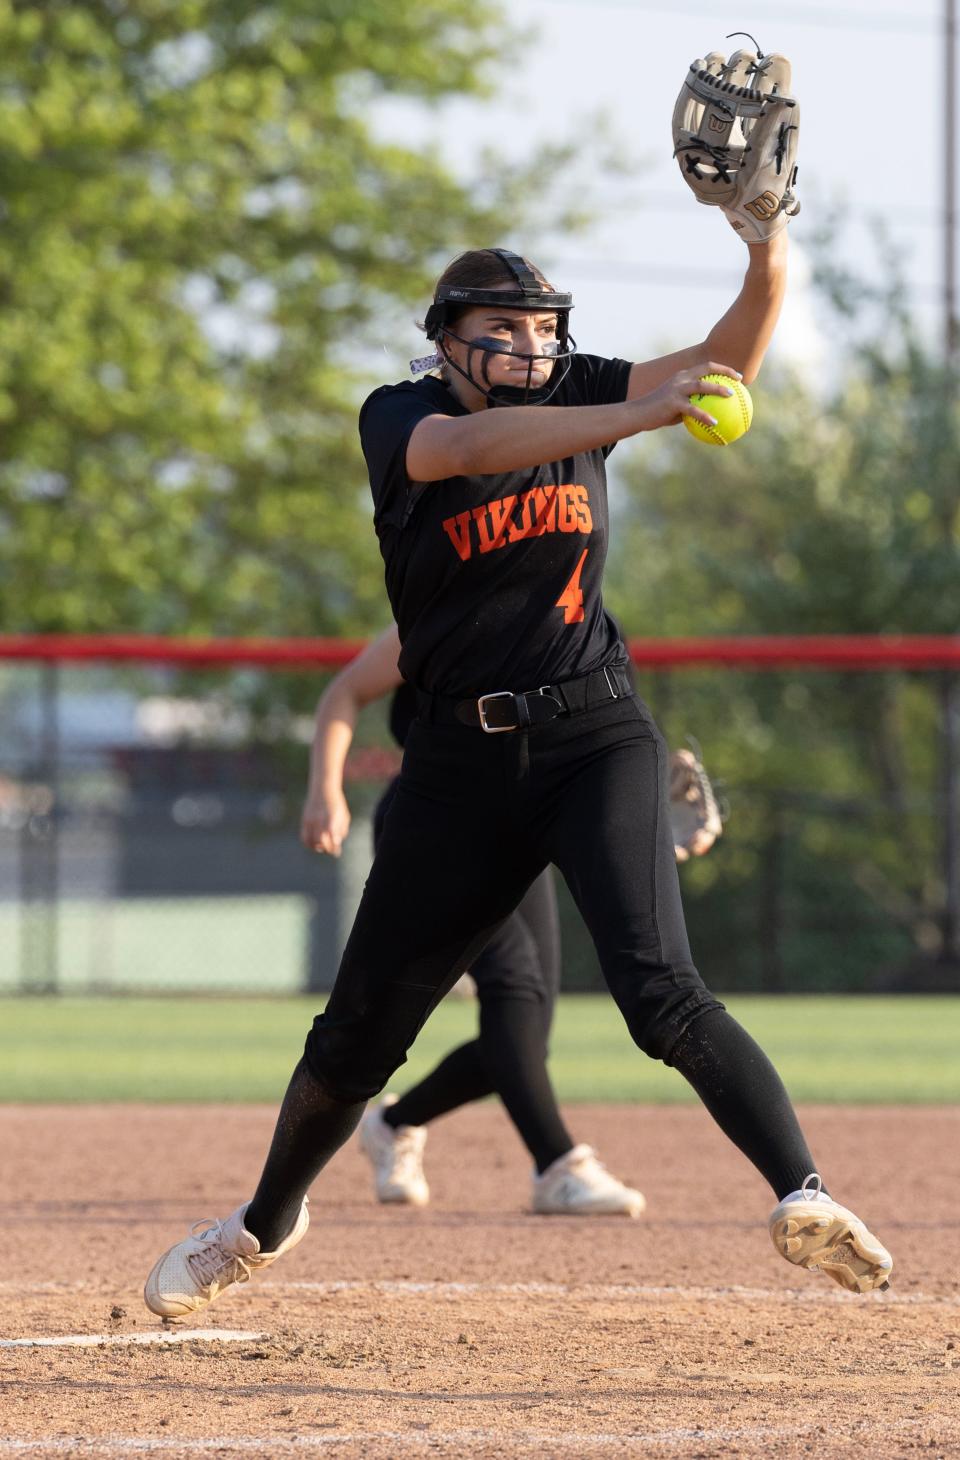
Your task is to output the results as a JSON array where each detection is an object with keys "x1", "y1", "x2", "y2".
[
  {"x1": 532, "y1": 1145, "x2": 646, "y2": 1217},
  {"x1": 144, "y1": 1199, "x2": 309, "y2": 1318},
  {"x1": 769, "y1": 1174, "x2": 893, "y2": 1294},
  {"x1": 359, "y1": 1095, "x2": 429, "y2": 1206}
]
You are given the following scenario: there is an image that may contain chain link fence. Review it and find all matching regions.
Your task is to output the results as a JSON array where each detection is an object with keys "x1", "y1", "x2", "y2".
[{"x1": 1, "y1": 640, "x2": 957, "y2": 995}]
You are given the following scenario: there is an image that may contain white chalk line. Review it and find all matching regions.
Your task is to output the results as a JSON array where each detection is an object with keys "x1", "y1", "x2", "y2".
[
  {"x1": 0, "y1": 1329, "x2": 264, "y2": 1350},
  {"x1": 1, "y1": 1278, "x2": 954, "y2": 1306},
  {"x1": 3, "y1": 1418, "x2": 957, "y2": 1457},
  {"x1": 0, "y1": 1422, "x2": 900, "y2": 1456},
  {"x1": 262, "y1": 1278, "x2": 956, "y2": 1307}
]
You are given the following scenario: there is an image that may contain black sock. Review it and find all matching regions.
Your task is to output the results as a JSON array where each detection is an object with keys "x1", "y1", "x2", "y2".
[
  {"x1": 244, "y1": 1058, "x2": 364, "y2": 1251},
  {"x1": 387, "y1": 1005, "x2": 572, "y2": 1175},
  {"x1": 667, "y1": 1009, "x2": 822, "y2": 1201},
  {"x1": 387, "y1": 1042, "x2": 492, "y2": 1127}
]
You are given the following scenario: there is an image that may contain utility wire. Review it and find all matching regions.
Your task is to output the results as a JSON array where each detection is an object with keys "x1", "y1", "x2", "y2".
[
  {"x1": 528, "y1": 0, "x2": 936, "y2": 34},
  {"x1": 548, "y1": 260, "x2": 940, "y2": 294},
  {"x1": 620, "y1": 190, "x2": 942, "y2": 226}
]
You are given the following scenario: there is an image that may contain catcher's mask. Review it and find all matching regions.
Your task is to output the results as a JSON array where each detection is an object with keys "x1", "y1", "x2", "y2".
[{"x1": 421, "y1": 248, "x2": 576, "y2": 407}]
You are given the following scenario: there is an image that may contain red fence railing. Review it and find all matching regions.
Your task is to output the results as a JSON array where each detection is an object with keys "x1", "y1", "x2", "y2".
[{"x1": 1, "y1": 634, "x2": 958, "y2": 671}]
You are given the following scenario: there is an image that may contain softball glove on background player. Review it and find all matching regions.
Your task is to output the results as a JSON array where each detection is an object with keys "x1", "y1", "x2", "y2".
[
  {"x1": 672, "y1": 45, "x2": 800, "y2": 243},
  {"x1": 669, "y1": 746, "x2": 724, "y2": 861}
]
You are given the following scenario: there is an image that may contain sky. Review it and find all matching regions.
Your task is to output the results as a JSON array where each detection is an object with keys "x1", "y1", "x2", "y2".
[{"x1": 375, "y1": 0, "x2": 951, "y2": 374}]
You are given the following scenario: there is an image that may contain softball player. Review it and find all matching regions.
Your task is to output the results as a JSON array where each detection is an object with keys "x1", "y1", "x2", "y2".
[
  {"x1": 145, "y1": 238, "x2": 892, "y2": 1318},
  {"x1": 303, "y1": 621, "x2": 645, "y2": 1215}
]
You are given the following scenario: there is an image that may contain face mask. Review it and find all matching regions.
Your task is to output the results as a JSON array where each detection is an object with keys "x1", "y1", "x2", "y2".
[{"x1": 435, "y1": 327, "x2": 575, "y2": 407}]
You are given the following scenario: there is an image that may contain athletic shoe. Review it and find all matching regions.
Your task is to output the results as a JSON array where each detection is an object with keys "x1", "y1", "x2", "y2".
[
  {"x1": 359, "y1": 1095, "x2": 430, "y2": 1206},
  {"x1": 769, "y1": 1174, "x2": 893, "y2": 1294},
  {"x1": 144, "y1": 1199, "x2": 309, "y2": 1318},
  {"x1": 532, "y1": 1144, "x2": 646, "y2": 1217}
]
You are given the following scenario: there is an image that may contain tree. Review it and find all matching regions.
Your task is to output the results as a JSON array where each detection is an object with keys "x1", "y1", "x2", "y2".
[
  {"x1": 607, "y1": 274, "x2": 959, "y2": 987},
  {"x1": 0, "y1": 0, "x2": 578, "y2": 636}
]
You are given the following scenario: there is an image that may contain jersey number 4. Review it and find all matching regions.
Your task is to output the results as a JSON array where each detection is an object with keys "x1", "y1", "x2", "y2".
[{"x1": 556, "y1": 549, "x2": 588, "y2": 625}]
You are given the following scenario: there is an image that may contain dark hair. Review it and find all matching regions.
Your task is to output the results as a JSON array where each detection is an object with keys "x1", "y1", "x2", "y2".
[
  {"x1": 428, "y1": 249, "x2": 556, "y2": 330},
  {"x1": 435, "y1": 248, "x2": 554, "y2": 294}
]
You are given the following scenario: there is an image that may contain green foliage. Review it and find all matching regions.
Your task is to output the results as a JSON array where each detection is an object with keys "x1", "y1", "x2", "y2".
[
  {"x1": 0, "y1": 0, "x2": 580, "y2": 636},
  {"x1": 607, "y1": 290, "x2": 959, "y2": 983}
]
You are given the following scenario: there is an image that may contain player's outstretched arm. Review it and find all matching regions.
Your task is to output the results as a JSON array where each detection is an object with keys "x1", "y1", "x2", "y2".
[
  {"x1": 406, "y1": 361, "x2": 740, "y2": 482},
  {"x1": 626, "y1": 231, "x2": 787, "y2": 399},
  {"x1": 301, "y1": 624, "x2": 403, "y2": 856}
]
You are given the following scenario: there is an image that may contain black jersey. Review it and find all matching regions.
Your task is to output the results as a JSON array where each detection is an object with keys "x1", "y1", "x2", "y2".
[{"x1": 359, "y1": 353, "x2": 632, "y2": 696}]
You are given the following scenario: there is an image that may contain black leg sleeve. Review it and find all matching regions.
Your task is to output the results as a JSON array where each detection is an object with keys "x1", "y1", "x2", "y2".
[
  {"x1": 244, "y1": 1058, "x2": 365, "y2": 1251},
  {"x1": 667, "y1": 1008, "x2": 821, "y2": 1201}
]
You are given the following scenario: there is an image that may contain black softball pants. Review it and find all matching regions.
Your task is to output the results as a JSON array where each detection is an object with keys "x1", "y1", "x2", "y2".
[
  {"x1": 306, "y1": 691, "x2": 719, "y2": 1099},
  {"x1": 379, "y1": 788, "x2": 571, "y2": 1170},
  {"x1": 384, "y1": 875, "x2": 569, "y2": 1172},
  {"x1": 372, "y1": 779, "x2": 562, "y2": 1021},
  {"x1": 245, "y1": 687, "x2": 819, "y2": 1249}
]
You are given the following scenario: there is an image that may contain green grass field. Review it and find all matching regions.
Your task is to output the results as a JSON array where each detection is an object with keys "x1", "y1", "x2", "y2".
[{"x1": 1, "y1": 994, "x2": 956, "y2": 1104}]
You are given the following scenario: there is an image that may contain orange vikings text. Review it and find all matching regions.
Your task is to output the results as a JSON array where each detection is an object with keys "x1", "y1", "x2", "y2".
[{"x1": 442, "y1": 484, "x2": 593, "y2": 563}]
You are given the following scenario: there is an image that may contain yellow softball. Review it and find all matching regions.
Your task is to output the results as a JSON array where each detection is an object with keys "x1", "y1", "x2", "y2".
[{"x1": 683, "y1": 374, "x2": 754, "y2": 446}]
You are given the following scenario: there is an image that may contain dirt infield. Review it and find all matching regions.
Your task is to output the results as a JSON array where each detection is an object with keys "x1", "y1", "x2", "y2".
[{"x1": 1, "y1": 1103, "x2": 958, "y2": 1459}]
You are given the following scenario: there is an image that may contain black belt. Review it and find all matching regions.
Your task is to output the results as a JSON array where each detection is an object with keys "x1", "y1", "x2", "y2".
[{"x1": 417, "y1": 664, "x2": 633, "y2": 733}]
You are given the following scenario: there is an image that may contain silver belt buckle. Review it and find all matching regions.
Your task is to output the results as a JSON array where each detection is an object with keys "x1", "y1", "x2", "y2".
[{"x1": 477, "y1": 690, "x2": 517, "y2": 733}]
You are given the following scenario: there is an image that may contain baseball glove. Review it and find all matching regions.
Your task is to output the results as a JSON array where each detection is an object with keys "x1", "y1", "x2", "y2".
[
  {"x1": 669, "y1": 746, "x2": 724, "y2": 862},
  {"x1": 672, "y1": 45, "x2": 800, "y2": 243}
]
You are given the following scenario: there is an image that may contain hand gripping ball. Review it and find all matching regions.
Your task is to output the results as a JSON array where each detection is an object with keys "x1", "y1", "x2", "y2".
[{"x1": 683, "y1": 374, "x2": 754, "y2": 446}]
